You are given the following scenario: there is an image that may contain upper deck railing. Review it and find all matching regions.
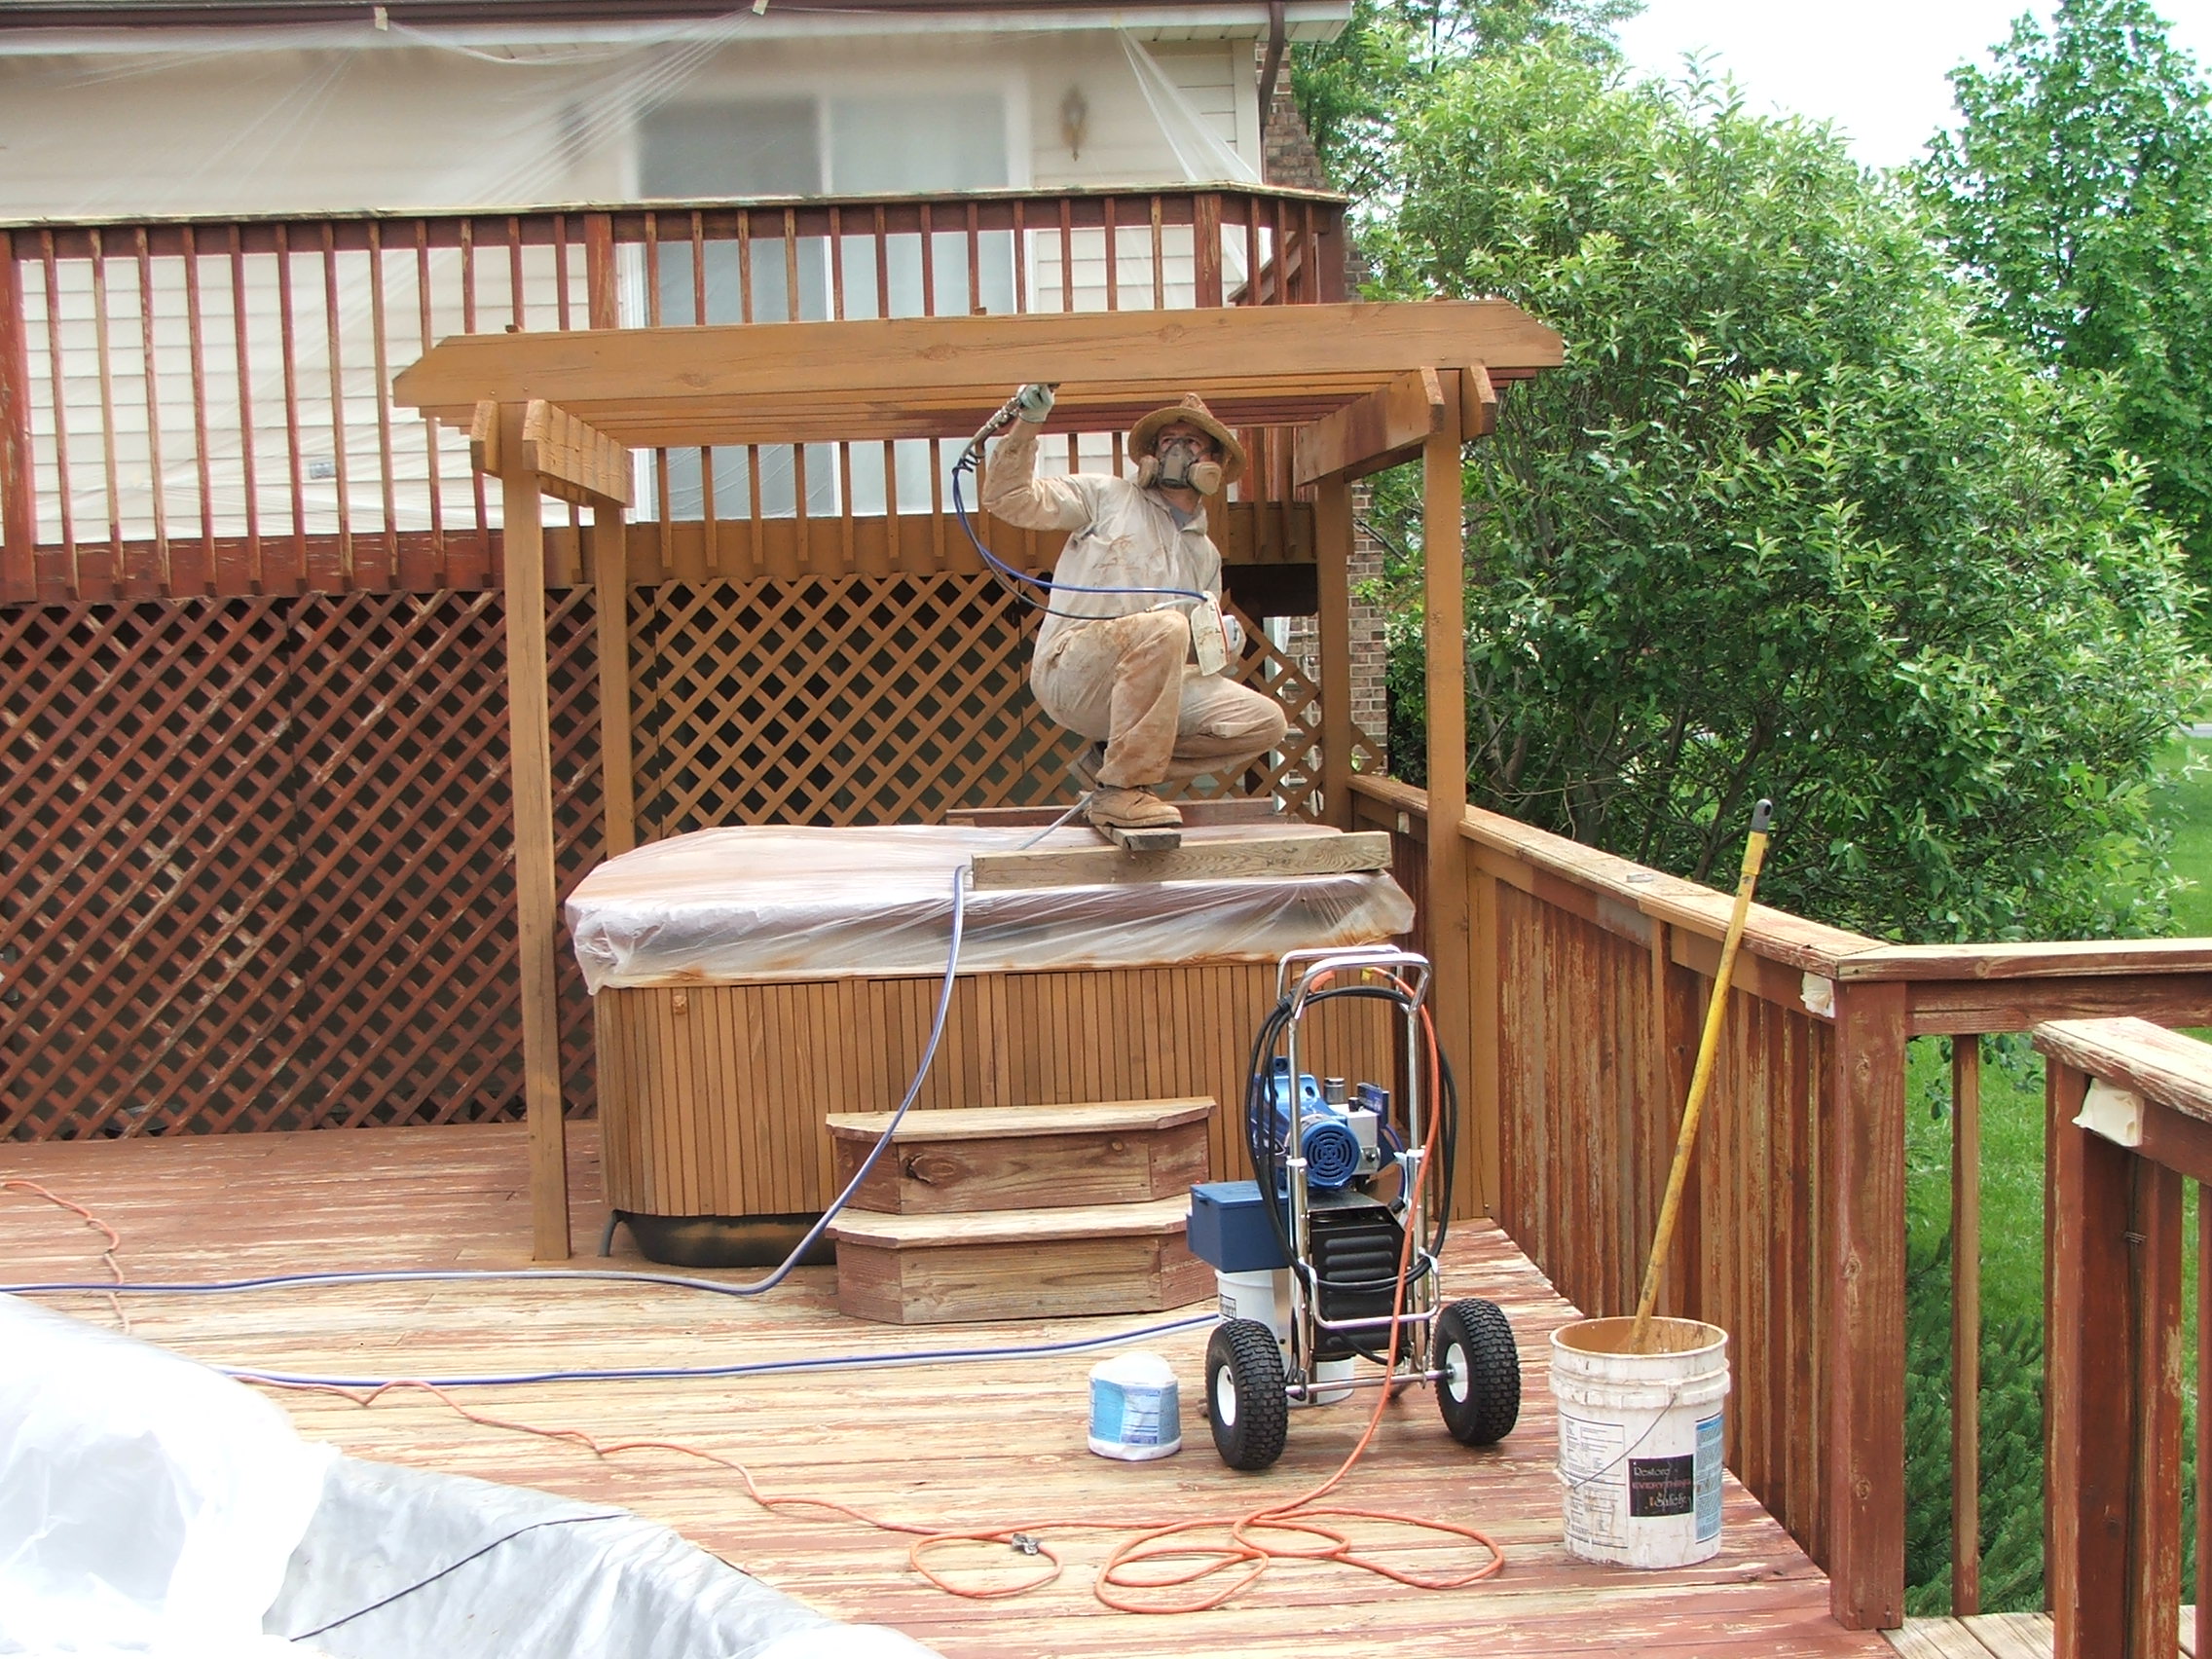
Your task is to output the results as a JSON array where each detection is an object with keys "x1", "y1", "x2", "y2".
[{"x1": 0, "y1": 183, "x2": 1346, "y2": 604}]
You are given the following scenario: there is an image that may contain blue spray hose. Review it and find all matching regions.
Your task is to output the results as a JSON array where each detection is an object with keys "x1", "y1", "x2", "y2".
[{"x1": 213, "y1": 1311, "x2": 1217, "y2": 1391}]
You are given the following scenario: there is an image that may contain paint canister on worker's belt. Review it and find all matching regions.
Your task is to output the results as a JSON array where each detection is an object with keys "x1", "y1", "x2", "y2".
[
  {"x1": 1549, "y1": 1317, "x2": 1730, "y2": 1567},
  {"x1": 1088, "y1": 1349, "x2": 1181, "y2": 1461}
]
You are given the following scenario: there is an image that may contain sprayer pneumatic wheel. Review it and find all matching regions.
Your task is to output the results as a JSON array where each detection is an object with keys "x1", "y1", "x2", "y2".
[
  {"x1": 1206, "y1": 1318, "x2": 1289, "y2": 1471},
  {"x1": 1435, "y1": 1298, "x2": 1521, "y2": 1447}
]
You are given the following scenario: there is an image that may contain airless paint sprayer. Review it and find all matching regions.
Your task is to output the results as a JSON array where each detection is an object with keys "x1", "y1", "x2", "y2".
[{"x1": 1186, "y1": 946, "x2": 1521, "y2": 1470}]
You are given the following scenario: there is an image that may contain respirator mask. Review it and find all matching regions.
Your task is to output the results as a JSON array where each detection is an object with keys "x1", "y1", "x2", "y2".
[{"x1": 1138, "y1": 434, "x2": 1225, "y2": 496}]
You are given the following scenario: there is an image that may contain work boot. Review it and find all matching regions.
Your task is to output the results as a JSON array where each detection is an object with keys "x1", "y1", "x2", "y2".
[
  {"x1": 1067, "y1": 742, "x2": 1107, "y2": 794},
  {"x1": 1087, "y1": 786, "x2": 1183, "y2": 832}
]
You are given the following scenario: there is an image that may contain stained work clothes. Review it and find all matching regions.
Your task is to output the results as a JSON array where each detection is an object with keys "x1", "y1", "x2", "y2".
[{"x1": 979, "y1": 421, "x2": 1289, "y2": 790}]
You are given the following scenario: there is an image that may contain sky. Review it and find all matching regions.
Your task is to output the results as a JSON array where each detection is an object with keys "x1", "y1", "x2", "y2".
[{"x1": 1613, "y1": 0, "x2": 2212, "y2": 171}]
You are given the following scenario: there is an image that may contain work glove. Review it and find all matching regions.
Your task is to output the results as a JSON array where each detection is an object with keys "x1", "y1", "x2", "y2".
[
  {"x1": 1220, "y1": 609, "x2": 1244, "y2": 658},
  {"x1": 1013, "y1": 383, "x2": 1056, "y2": 424}
]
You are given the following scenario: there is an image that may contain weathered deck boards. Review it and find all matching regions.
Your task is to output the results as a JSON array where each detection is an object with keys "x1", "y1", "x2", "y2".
[
  {"x1": 0, "y1": 1124, "x2": 1888, "y2": 1659},
  {"x1": 1885, "y1": 1609, "x2": 2198, "y2": 1657}
]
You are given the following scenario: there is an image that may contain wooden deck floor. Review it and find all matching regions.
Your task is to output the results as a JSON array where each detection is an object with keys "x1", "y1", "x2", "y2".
[
  {"x1": 1, "y1": 1123, "x2": 1889, "y2": 1659},
  {"x1": 1887, "y1": 1609, "x2": 2200, "y2": 1657}
]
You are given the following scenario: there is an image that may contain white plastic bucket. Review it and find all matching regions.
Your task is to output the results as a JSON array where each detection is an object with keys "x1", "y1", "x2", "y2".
[
  {"x1": 1088, "y1": 1350, "x2": 1181, "y2": 1460},
  {"x1": 1215, "y1": 1270, "x2": 1352, "y2": 1405},
  {"x1": 1549, "y1": 1316, "x2": 1730, "y2": 1567}
]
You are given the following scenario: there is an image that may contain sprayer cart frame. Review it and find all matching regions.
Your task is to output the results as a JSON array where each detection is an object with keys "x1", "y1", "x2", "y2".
[{"x1": 1201, "y1": 946, "x2": 1522, "y2": 1471}]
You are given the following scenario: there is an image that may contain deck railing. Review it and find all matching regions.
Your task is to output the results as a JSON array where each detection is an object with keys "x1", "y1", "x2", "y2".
[
  {"x1": 0, "y1": 185, "x2": 1359, "y2": 1146},
  {"x1": 0, "y1": 185, "x2": 1345, "y2": 604},
  {"x1": 2035, "y1": 1016, "x2": 2211, "y2": 1659},
  {"x1": 1349, "y1": 772, "x2": 2212, "y2": 1631}
]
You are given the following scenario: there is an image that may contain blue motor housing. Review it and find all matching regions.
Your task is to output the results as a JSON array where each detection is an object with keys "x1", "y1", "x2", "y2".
[{"x1": 1260, "y1": 1058, "x2": 1382, "y2": 1192}]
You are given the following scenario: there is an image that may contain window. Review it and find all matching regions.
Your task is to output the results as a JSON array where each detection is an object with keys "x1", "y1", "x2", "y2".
[{"x1": 639, "y1": 91, "x2": 1014, "y2": 520}]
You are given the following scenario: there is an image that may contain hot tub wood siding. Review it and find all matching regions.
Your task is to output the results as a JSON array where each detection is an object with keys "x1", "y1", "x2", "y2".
[{"x1": 595, "y1": 961, "x2": 1397, "y2": 1216}]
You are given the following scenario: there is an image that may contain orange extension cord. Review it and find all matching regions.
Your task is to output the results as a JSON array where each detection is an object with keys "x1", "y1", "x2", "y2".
[{"x1": 1, "y1": 985, "x2": 1506, "y2": 1613}]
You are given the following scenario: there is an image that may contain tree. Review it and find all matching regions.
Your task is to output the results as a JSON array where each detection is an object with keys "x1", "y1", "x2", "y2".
[
  {"x1": 1363, "y1": 46, "x2": 2193, "y2": 941},
  {"x1": 1291, "y1": 0, "x2": 1638, "y2": 196},
  {"x1": 1917, "y1": 0, "x2": 2212, "y2": 597}
]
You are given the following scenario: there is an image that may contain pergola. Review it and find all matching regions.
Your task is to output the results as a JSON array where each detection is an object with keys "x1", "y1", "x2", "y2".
[{"x1": 393, "y1": 298, "x2": 1564, "y2": 1258}]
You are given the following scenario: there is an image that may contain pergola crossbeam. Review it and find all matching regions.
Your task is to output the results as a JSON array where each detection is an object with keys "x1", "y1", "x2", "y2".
[
  {"x1": 396, "y1": 302, "x2": 1562, "y2": 448},
  {"x1": 1292, "y1": 366, "x2": 1448, "y2": 487}
]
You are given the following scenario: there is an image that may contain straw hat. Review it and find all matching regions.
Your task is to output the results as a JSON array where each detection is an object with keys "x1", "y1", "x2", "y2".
[{"x1": 1127, "y1": 393, "x2": 1247, "y2": 486}]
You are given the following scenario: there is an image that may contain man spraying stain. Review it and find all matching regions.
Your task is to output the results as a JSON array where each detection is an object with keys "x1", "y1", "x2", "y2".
[{"x1": 979, "y1": 383, "x2": 1290, "y2": 840}]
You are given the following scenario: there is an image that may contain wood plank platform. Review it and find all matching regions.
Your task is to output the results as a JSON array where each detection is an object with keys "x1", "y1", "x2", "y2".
[
  {"x1": 1885, "y1": 1609, "x2": 2200, "y2": 1657},
  {"x1": 0, "y1": 1124, "x2": 1889, "y2": 1659}
]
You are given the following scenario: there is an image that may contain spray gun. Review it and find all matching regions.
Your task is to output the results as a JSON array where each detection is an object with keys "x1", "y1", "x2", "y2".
[{"x1": 965, "y1": 382, "x2": 1058, "y2": 460}]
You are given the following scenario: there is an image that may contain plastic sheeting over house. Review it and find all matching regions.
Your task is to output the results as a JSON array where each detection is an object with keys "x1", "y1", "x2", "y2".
[
  {"x1": 0, "y1": 14, "x2": 1267, "y2": 220},
  {"x1": 564, "y1": 822, "x2": 1416, "y2": 991},
  {"x1": 0, "y1": 1296, "x2": 941, "y2": 1659}
]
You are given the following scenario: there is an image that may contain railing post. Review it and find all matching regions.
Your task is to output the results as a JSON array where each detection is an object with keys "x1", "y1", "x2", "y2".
[
  {"x1": 1824, "y1": 978, "x2": 1908, "y2": 1628},
  {"x1": 2046, "y1": 1055, "x2": 2185, "y2": 1659},
  {"x1": 0, "y1": 230, "x2": 35, "y2": 602}
]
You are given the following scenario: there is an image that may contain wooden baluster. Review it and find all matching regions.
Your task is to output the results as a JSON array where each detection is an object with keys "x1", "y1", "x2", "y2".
[
  {"x1": 460, "y1": 218, "x2": 487, "y2": 576},
  {"x1": 411, "y1": 222, "x2": 440, "y2": 587},
  {"x1": 89, "y1": 230, "x2": 123, "y2": 596},
  {"x1": 1952, "y1": 1034, "x2": 1983, "y2": 1613},
  {"x1": 273, "y1": 223, "x2": 307, "y2": 591},
  {"x1": 132, "y1": 227, "x2": 167, "y2": 595},
  {"x1": 177, "y1": 226, "x2": 213, "y2": 594},
  {"x1": 320, "y1": 222, "x2": 350, "y2": 589},
  {"x1": 643, "y1": 215, "x2": 672, "y2": 581},
  {"x1": 690, "y1": 209, "x2": 714, "y2": 585},
  {"x1": 35, "y1": 234, "x2": 76, "y2": 596},
  {"x1": 0, "y1": 230, "x2": 34, "y2": 601}
]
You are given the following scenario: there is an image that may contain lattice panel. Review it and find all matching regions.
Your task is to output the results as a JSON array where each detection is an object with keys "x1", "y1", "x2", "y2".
[
  {"x1": 633, "y1": 574, "x2": 1070, "y2": 832},
  {"x1": 630, "y1": 578, "x2": 1364, "y2": 832},
  {"x1": 1, "y1": 590, "x2": 602, "y2": 1139}
]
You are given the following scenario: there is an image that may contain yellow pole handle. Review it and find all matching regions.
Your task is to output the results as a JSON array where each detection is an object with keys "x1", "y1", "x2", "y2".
[{"x1": 1629, "y1": 798, "x2": 1774, "y2": 1354}]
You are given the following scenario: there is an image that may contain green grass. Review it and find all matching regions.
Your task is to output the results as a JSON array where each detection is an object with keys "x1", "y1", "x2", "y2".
[
  {"x1": 1898, "y1": 733, "x2": 2212, "y2": 1613},
  {"x1": 2159, "y1": 734, "x2": 2212, "y2": 936}
]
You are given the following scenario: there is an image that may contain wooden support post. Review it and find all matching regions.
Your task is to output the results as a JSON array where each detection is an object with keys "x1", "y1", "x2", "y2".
[
  {"x1": 1314, "y1": 476, "x2": 1354, "y2": 829},
  {"x1": 592, "y1": 500, "x2": 637, "y2": 856},
  {"x1": 2198, "y1": 1190, "x2": 2210, "y2": 1659},
  {"x1": 0, "y1": 231, "x2": 35, "y2": 602},
  {"x1": 1825, "y1": 978, "x2": 1908, "y2": 1629},
  {"x1": 1422, "y1": 373, "x2": 1480, "y2": 1207},
  {"x1": 2047, "y1": 1062, "x2": 2184, "y2": 1659},
  {"x1": 498, "y1": 401, "x2": 571, "y2": 1261},
  {"x1": 1950, "y1": 1035, "x2": 1982, "y2": 1615}
]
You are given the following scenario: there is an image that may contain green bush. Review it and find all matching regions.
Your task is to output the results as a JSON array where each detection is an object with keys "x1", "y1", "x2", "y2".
[{"x1": 1362, "y1": 44, "x2": 2195, "y2": 943}]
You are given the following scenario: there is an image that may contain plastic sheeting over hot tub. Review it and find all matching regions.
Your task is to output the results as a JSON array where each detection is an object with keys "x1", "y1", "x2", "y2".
[
  {"x1": 565, "y1": 823, "x2": 1415, "y2": 992},
  {"x1": 567, "y1": 822, "x2": 1413, "y2": 1236}
]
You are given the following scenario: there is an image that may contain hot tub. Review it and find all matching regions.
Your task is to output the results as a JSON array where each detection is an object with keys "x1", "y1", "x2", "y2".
[{"x1": 567, "y1": 823, "x2": 1414, "y2": 1259}]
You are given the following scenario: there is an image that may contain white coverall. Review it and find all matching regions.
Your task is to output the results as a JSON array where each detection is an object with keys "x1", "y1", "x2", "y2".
[{"x1": 980, "y1": 421, "x2": 1290, "y2": 791}]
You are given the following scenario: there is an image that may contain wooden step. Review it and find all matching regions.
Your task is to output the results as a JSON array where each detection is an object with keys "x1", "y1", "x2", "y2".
[
  {"x1": 828, "y1": 1195, "x2": 1212, "y2": 1325},
  {"x1": 823, "y1": 1097, "x2": 1211, "y2": 1216}
]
